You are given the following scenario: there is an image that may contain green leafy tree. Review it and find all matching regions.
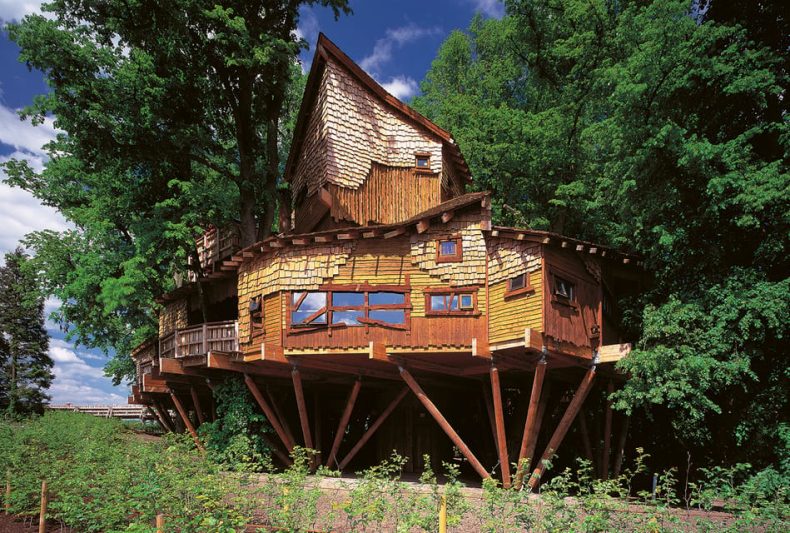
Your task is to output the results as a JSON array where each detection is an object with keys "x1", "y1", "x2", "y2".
[
  {"x1": 0, "y1": 249, "x2": 53, "y2": 416},
  {"x1": 415, "y1": 0, "x2": 788, "y2": 467},
  {"x1": 3, "y1": 0, "x2": 349, "y2": 383}
]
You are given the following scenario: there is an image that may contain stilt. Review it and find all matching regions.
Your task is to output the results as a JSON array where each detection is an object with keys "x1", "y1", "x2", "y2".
[
  {"x1": 338, "y1": 386, "x2": 409, "y2": 470},
  {"x1": 155, "y1": 399, "x2": 177, "y2": 433},
  {"x1": 151, "y1": 403, "x2": 174, "y2": 433},
  {"x1": 244, "y1": 374, "x2": 295, "y2": 452},
  {"x1": 268, "y1": 387, "x2": 297, "y2": 450},
  {"x1": 490, "y1": 365, "x2": 511, "y2": 487},
  {"x1": 527, "y1": 367, "x2": 596, "y2": 490},
  {"x1": 327, "y1": 378, "x2": 362, "y2": 468},
  {"x1": 399, "y1": 366, "x2": 491, "y2": 480},
  {"x1": 578, "y1": 408, "x2": 595, "y2": 465},
  {"x1": 190, "y1": 386, "x2": 205, "y2": 425},
  {"x1": 291, "y1": 367, "x2": 314, "y2": 450},
  {"x1": 601, "y1": 380, "x2": 614, "y2": 479},
  {"x1": 169, "y1": 389, "x2": 205, "y2": 452},
  {"x1": 261, "y1": 433, "x2": 293, "y2": 467},
  {"x1": 481, "y1": 382, "x2": 499, "y2": 457},
  {"x1": 514, "y1": 359, "x2": 547, "y2": 488},
  {"x1": 313, "y1": 392, "x2": 322, "y2": 459},
  {"x1": 613, "y1": 415, "x2": 630, "y2": 477}
]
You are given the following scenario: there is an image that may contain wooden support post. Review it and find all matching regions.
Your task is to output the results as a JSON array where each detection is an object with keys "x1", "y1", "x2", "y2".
[
  {"x1": 152, "y1": 404, "x2": 173, "y2": 433},
  {"x1": 291, "y1": 367, "x2": 314, "y2": 451},
  {"x1": 267, "y1": 388, "x2": 297, "y2": 450},
  {"x1": 578, "y1": 409, "x2": 595, "y2": 464},
  {"x1": 613, "y1": 415, "x2": 630, "y2": 478},
  {"x1": 528, "y1": 367, "x2": 596, "y2": 490},
  {"x1": 439, "y1": 494, "x2": 447, "y2": 533},
  {"x1": 261, "y1": 433, "x2": 293, "y2": 467},
  {"x1": 190, "y1": 386, "x2": 205, "y2": 426},
  {"x1": 38, "y1": 480, "x2": 47, "y2": 533},
  {"x1": 481, "y1": 382, "x2": 499, "y2": 455},
  {"x1": 601, "y1": 380, "x2": 614, "y2": 479},
  {"x1": 327, "y1": 378, "x2": 362, "y2": 468},
  {"x1": 169, "y1": 390, "x2": 205, "y2": 452},
  {"x1": 156, "y1": 513, "x2": 164, "y2": 533},
  {"x1": 5, "y1": 470, "x2": 10, "y2": 514},
  {"x1": 489, "y1": 365, "x2": 511, "y2": 487},
  {"x1": 155, "y1": 400, "x2": 178, "y2": 433},
  {"x1": 313, "y1": 392, "x2": 322, "y2": 460},
  {"x1": 338, "y1": 387, "x2": 409, "y2": 470},
  {"x1": 244, "y1": 374, "x2": 295, "y2": 452},
  {"x1": 514, "y1": 359, "x2": 547, "y2": 488},
  {"x1": 399, "y1": 366, "x2": 491, "y2": 480}
]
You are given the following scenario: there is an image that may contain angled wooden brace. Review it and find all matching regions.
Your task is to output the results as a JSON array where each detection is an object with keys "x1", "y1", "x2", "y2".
[
  {"x1": 244, "y1": 373, "x2": 296, "y2": 453},
  {"x1": 327, "y1": 378, "x2": 362, "y2": 468}
]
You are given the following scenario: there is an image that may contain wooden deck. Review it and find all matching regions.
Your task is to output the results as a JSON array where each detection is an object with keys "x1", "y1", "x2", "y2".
[{"x1": 159, "y1": 320, "x2": 239, "y2": 358}]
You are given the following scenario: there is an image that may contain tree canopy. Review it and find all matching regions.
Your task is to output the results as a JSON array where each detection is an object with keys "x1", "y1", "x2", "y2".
[
  {"x1": 3, "y1": 0, "x2": 349, "y2": 382},
  {"x1": 414, "y1": 0, "x2": 788, "y2": 467}
]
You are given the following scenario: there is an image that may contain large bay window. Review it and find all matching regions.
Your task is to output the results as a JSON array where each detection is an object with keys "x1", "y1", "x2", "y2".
[{"x1": 289, "y1": 284, "x2": 410, "y2": 332}]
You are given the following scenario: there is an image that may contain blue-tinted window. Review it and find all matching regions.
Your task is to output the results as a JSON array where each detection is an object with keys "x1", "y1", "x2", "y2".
[
  {"x1": 333, "y1": 292, "x2": 364, "y2": 307},
  {"x1": 369, "y1": 292, "x2": 405, "y2": 306},
  {"x1": 292, "y1": 292, "x2": 327, "y2": 325},
  {"x1": 332, "y1": 310, "x2": 364, "y2": 326},
  {"x1": 369, "y1": 310, "x2": 405, "y2": 325},
  {"x1": 439, "y1": 240, "x2": 457, "y2": 256}
]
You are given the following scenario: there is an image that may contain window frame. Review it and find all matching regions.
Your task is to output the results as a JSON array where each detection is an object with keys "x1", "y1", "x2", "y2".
[
  {"x1": 435, "y1": 237, "x2": 463, "y2": 263},
  {"x1": 287, "y1": 283, "x2": 412, "y2": 334},
  {"x1": 550, "y1": 272, "x2": 578, "y2": 309},
  {"x1": 424, "y1": 287, "x2": 480, "y2": 316},
  {"x1": 504, "y1": 272, "x2": 535, "y2": 298},
  {"x1": 414, "y1": 151, "x2": 432, "y2": 173}
]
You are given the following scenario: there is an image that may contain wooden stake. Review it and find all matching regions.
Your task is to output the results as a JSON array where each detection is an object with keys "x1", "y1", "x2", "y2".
[
  {"x1": 601, "y1": 380, "x2": 614, "y2": 479},
  {"x1": 489, "y1": 366, "x2": 511, "y2": 487},
  {"x1": 528, "y1": 367, "x2": 596, "y2": 490},
  {"x1": 439, "y1": 494, "x2": 447, "y2": 533},
  {"x1": 38, "y1": 480, "x2": 47, "y2": 533},
  {"x1": 244, "y1": 374, "x2": 295, "y2": 452},
  {"x1": 4, "y1": 470, "x2": 10, "y2": 514},
  {"x1": 291, "y1": 367, "x2": 314, "y2": 451},
  {"x1": 190, "y1": 386, "x2": 205, "y2": 426},
  {"x1": 613, "y1": 415, "x2": 630, "y2": 478},
  {"x1": 156, "y1": 513, "x2": 164, "y2": 533},
  {"x1": 327, "y1": 378, "x2": 362, "y2": 468},
  {"x1": 514, "y1": 360, "x2": 547, "y2": 488},
  {"x1": 338, "y1": 386, "x2": 408, "y2": 470},
  {"x1": 169, "y1": 390, "x2": 205, "y2": 452},
  {"x1": 399, "y1": 366, "x2": 491, "y2": 480}
]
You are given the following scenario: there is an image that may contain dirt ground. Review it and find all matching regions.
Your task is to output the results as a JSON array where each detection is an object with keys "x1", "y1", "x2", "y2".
[{"x1": 0, "y1": 513, "x2": 75, "y2": 533}]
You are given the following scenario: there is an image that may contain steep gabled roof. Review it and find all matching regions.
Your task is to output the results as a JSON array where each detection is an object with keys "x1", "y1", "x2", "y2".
[{"x1": 284, "y1": 33, "x2": 472, "y2": 188}]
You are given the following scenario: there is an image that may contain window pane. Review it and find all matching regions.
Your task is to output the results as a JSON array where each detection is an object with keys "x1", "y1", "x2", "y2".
[
  {"x1": 333, "y1": 292, "x2": 364, "y2": 307},
  {"x1": 555, "y1": 278, "x2": 574, "y2": 299},
  {"x1": 369, "y1": 310, "x2": 405, "y2": 325},
  {"x1": 292, "y1": 311, "x2": 327, "y2": 325},
  {"x1": 509, "y1": 274, "x2": 525, "y2": 290},
  {"x1": 332, "y1": 310, "x2": 363, "y2": 326},
  {"x1": 417, "y1": 157, "x2": 429, "y2": 168},
  {"x1": 439, "y1": 240, "x2": 457, "y2": 256},
  {"x1": 369, "y1": 292, "x2": 405, "y2": 306},
  {"x1": 294, "y1": 292, "x2": 326, "y2": 311},
  {"x1": 448, "y1": 294, "x2": 459, "y2": 310},
  {"x1": 460, "y1": 294, "x2": 473, "y2": 309},
  {"x1": 430, "y1": 295, "x2": 446, "y2": 310}
]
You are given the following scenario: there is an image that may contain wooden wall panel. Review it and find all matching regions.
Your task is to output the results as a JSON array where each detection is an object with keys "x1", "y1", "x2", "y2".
[
  {"x1": 159, "y1": 299, "x2": 188, "y2": 337},
  {"x1": 328, "y1": 163, "x2": 441, "y2": 226},
  {"x1": 488, "y1": 270, "x2": 543, "y2": 344},
  {"x1": 543, "y1": 249, "x2": 601, "y2": 350}
]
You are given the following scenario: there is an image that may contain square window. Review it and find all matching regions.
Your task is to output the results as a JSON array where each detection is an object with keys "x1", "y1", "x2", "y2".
[
  {"x1": 554, "y1": 277, "x2": 575, "y2": 300},
  {"x1": 430, "y1": 295, "x2": 447, "y2": 311},
  {"x1": 436, "y1": 237, "x2": 462, "y2": 262},
  {"x1": 508, "y1": 274, "x2": 526, "y2": 291},
  {"x1": 416, "y1": 154, "x2": 430, "y2": 168},
  {"x1": 439, "y1": 240, "x2": 457, "y2": 256},
  {"x1": 459, "y1": 294, "x2": 473, "y2": 309}
]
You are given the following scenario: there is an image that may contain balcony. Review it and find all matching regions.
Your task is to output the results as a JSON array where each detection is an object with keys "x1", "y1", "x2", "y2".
[
  {"x1": 159, "y1": 320, "x2": 239, "y2": 359},
  {"x1": 188, "y1": 224, "x2": 241, "y2": 281}
]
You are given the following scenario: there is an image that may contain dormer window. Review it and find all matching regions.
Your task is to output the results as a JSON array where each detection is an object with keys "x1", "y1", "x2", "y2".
[
  {"x1": 436, "y1": 237, "x2": 463, "y2": 263},
  {"x1": 415, "y1": 152, "x2": 431, "y2": 172}
]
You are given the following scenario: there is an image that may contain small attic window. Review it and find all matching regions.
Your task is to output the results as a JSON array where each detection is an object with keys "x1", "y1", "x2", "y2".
[
  {"x1": 415, "y1": 152, "x2": 431, "y2": 172},
  {"x1": 436, "y1": 237, "x2": 462, "y2": 263}
]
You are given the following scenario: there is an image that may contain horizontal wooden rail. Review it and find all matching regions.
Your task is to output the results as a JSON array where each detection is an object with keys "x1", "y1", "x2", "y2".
[{"x1": 159, "y1": 320, "x2": 238, "y2": 358}]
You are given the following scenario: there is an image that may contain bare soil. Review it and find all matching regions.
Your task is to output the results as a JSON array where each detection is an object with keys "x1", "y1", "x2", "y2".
[{"x1": 0, "y1": 513, "x2": 75, "y2": 533}]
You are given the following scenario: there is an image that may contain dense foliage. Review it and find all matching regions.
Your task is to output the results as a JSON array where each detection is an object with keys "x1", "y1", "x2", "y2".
[
  {"x1": 0, "y1": 413, "x2": 786, "y2": 532},
  {"x1": 413, "y1": 0, "x2": 788, "y2": 470},
  {"x1": 0, "y1": 249, "x2": 53, "y2": 416},
  {"x1": 3, "y1": 0, "x2": 348, "y2": 383}
]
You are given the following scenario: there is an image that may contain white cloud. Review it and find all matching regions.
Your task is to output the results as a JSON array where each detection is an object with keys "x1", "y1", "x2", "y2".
[
  {"x1": 46, "y1": 336, "x2": 128, "y2": 405},
  {"x1": 467, "y1": 0, "x2": 505, "y2": 18},
  {"x1": 359, "y1": 23, "x2": 442, "y2": 76},
  {"x1": 0, "y1": 0, "x2": 43, "y2": 23},
  {"x1": 0, "y1": 105, "x2": 58, "y2": 155},
  {"x1": 380, "y1": 75, "x2": 419, "y2": 101}
]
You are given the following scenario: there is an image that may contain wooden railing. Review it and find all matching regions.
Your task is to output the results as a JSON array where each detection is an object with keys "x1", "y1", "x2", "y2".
[
  {"x1": 159, "y1": 320, "x2": 239, "y2": 359},
  {"x1": 188, "y1": 224, "x2": 241, "y2": 281}
]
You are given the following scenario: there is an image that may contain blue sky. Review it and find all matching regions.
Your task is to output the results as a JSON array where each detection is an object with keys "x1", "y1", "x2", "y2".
[{"x1": 0, "y1": 0, "x2": 503, "y2": 405}]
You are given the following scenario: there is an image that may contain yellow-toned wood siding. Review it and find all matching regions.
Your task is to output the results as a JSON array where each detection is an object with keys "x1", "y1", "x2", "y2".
[
  {"x1": 263, "y1": 292, "x2": 282, "y2": 347},
  {"x1": 488, "y1": 269, "x2": 543, "y2": 344},
  {"x1": 158, "y1": 299, "x2": 188, "y2": 336}
]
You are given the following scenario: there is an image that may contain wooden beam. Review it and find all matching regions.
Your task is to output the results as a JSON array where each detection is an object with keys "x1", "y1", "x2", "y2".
[
  {"x1": 399, "y1": 366, "x2": 491, "y2": 480},
  {"x1": 514, "y1": 359, "x2": 547, "y2": 489},
  {"x1": 601, "y1": 380, "x2": 614, "y2": 480},
  {"x1": 151, "y1": 403, "x2": 174, "y2": 433},
  {"x1": 267, "y1": 388, "x2": 297, "y2": 451},
  {"x1": 490, "y1": 366, "x2": 511, "y2": 487},
  {"x1": 154, "y1": 399, "x2": 177, "y2": 433},
  {"x1": 481, "y1": 381, "x2": 499, "y2": 458},
  {"x1": 383, "y1": 227, "x2": 406, "y2": 239},
  {"x1": 190, "y1": 386, "x2": 205, "y2": 426},
  {"x1": 314, "y1": 235, "x2": 333, "y2": 243},
  {"x1": 528, "y1": 367, "x2": 596, "y2": 490},
  {"x1": 472, "y1": 338, "x2": 492, "y2": 359},
  {"x1": 291, "y1": 367, "x2": 314, "y2": 452},
  {"x1": 416, "y1": 219, "x2": 431, "y2": 234},
  {"x1": 337, "y1": 386, "x2": 409, "y2": 470},
  {"x1": 169, "y1": 390, "x2": 204, "y2": 452},
  {"x1": 337, "y1": 231, "x2": 359, "y2": 240},
  {"x1": 291, "y1": 237, "x2": 309, "y2": 245},
  {"x1": 597, "y1": 343, "x2": 632, "y2": 364},
  {"x1": 441, "y1": 211, "x2": 454, "y2": 223},
  {"x1": 326, "y1": 378, "x2": 362, "y2": 469},
  {"x1": 369, "y1": 341, "x2": 388, "y2": 362},
  {"x1": 612, "y1": 415, "x2": 630, "y2": 477},
  {"x1": 244, "y1": 374, "x2": 295, "y2": 452}
]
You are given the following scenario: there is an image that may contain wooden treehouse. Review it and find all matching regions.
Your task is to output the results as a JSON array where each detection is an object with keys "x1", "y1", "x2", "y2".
[{"x1": 130, "y1": 34, "x2": 641, "y2": 488}]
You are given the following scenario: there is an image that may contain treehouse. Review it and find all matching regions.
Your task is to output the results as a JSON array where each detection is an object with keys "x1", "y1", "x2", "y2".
[{"x1": 130, "y1": 34, "x2": 641, "y2": 488}]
